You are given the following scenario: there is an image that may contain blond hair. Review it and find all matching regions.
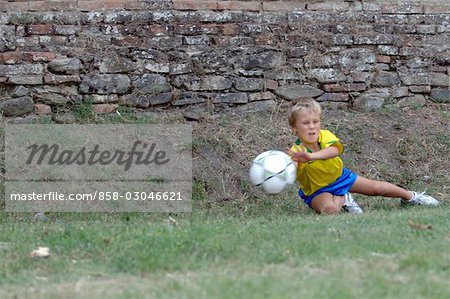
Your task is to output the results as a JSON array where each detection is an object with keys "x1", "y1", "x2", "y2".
[{"x1": 288, "y1": 98, "x2": 322, "y2": 127}]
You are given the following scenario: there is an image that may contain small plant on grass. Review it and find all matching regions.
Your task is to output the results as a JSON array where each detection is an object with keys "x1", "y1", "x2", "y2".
[{"x1": 73, "y1": 98, "x2": 95, "y2": 123}]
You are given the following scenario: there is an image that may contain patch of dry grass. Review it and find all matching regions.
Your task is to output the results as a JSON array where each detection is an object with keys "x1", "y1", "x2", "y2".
[{"x1": 192, "y1": 103, "x2": 450, "y2": 206}]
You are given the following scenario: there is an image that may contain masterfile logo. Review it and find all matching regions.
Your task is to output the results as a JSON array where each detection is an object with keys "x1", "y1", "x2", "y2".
[
  {"x1": 25, "y1": 140, "x2": 170, "y2": 171},
  {"x1": 4, "y1": 124, "x2": 192, "y2": 212}
]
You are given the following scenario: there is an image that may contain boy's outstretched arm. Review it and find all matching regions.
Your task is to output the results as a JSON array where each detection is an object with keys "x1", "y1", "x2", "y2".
[{"x1": 290, "y1": 145, "x2": 340, "y2": 163}]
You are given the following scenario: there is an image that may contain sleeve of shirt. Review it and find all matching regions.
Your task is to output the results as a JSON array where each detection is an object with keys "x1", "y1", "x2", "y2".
[{"x1": 320, "y1": 130, "x2": 344, "y2": 155}]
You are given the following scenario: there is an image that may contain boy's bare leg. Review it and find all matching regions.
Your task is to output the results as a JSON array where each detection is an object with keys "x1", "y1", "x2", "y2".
[
  {"x1": 350, "y1": 176, "x2": 412, "y2": 200},
  {"x1": 311, "y1": 192, "x2": 345, "y2": 214}
]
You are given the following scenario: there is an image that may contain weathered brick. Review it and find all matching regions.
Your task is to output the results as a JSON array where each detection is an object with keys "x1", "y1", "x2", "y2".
[
  {"x1": 332, "y1": 34, "x2": 353, "y2": 46},
  {"x1": 263, "y1": 1, "x2": 305, "y2": 12},
  {"x1": 112, "y1": 36, "x2": 142, "y2": 47},
  {"x1": 409, "y1": 86, "x2": 431, "y2": 93},
  {"x1": 43, "y1": 73, "x2": 81, "y2": 84},
  {"x1": 220, "y1": 24, "x2": 240, "y2": 35},
  {"x1": 264, "y1": 79, "x2": 278, "y2": 90},
  {"x1": 22, "y1": 52, "x2": 56, "y2": 63},
  {"x1": 378, "y1": 45, "x2": 399, "y2": 56},
  {"x1": 317, "y1": 93, "x2": 349, "y2": 102},
  {"x1": 255, "y1": 36, "x2": 277, "y2": 46},
  {"x1": 423, "y1": 4, "x2": 450, "y2": 14},
  {"x1": 214, "y1": 93, "x2": 248, "y2": 104},
  {"x1": 125, "y1": 0, "x2": 171, "y2": 10},
  {"x1": 218, "y1": 1, "x2": 261, "y2": 12},
  {"x1": 149, "y1": 24, "x2": 170, "y2": 36},
  {"x1": 362, "y1": 2, "x2": 380, "y2": 12},
  {"x1": 307, "y1": 1, "x2": 349, "y2": 12},
  {"x1": 0, "y1": 96, "x2": 35, "y2": 117},
  {"x1": 29, "y1": 1, "x2": 77, "y2": 12},
  {"x1": 394, "y1": 25, "x2": 416, "y2": 34},
  {"x1": 416, "y1": 25, "x2": 435, "y2": 35},
  {"x1": 54, "y1": 25, "x2": 78, "y2": 35},
  {"x1": 39, "y1": 35, "x2": 68, "y2": 47},
  {"x1": 144, "y1": 63, "x2": 170, "y2": 73},
  {"x1": 354, "y1": 34, "x2": 395, "y2": 45},
  {"x1": 382, "y1": 3, "x2": 423, "y2": 14},
  {"x1": 249, "y1": 92, "x2": 274, "y2": 102},
  {"x1": 2, "y1": 51, "x2": 22, "y2": 64},
  {"x1": 78, "y1": 0, "x2": 125, "y2": 11},
  {"x1": 0, "y1": 1, "x2": 28, "y2": 12},
  {"x1": 35, "y1": 104, "x2": 52, "y2": 115},
  {"x1": 0, "y1": 10, "x2": 6, "y2": 19},
  {"x1": 174, "y1": 24, "x2": 219, "y2": 35},
  {"x1": 392, "y1": 87, "x2": 409, "y2": 98},
  {"x1": 213, "y1": 36, "x2": 252, "y2": 47},
  {"x1": 8, "y1": 75, "x2": 43, "y2": 85},
  {"x1": 376, "y1": 55, "x2": 391, "y2": 64},
  {"x1": 173, "y1": 0, "x2": 217, "y2": 11},
  {"x1": 26, "y1": 24, "x2": 53, "y2": 35},
  {"x1": 322, "y1": 83, "x2": 366, "y2": 92},
  {"x1": 15, "y1": 37, "x2": 41, "y2": 48},
  {"x1": 183, "y1": 35, "x2": 210, "y2": 45}
]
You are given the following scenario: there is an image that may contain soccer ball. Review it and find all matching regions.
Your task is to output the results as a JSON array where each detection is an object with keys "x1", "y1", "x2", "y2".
[{"x1": 249, "y1": 150, "x2": 297, "y2": 194}]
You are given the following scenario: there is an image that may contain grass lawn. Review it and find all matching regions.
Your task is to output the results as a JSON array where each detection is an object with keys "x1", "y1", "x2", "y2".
[{"x1": 0, "y1": 198, "x2": 449, "y2": 299}]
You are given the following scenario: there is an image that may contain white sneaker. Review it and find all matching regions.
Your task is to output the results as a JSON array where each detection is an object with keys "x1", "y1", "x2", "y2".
[
  {"x1": 401, "y1": 191, "x2": 439, "y2": 206},
  {"x1": 343, "y1": 193, "x2": 363, "y2": 214}
]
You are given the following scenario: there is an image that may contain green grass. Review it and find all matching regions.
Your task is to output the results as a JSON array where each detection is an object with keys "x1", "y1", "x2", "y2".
[{"x1": 0, "y1": 200, "x2": 449, "y2": 299}]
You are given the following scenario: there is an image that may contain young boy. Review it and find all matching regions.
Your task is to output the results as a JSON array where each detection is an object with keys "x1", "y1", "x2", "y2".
[{"x1": 288, "y1": 98, "x2": 439, "y2": 214}]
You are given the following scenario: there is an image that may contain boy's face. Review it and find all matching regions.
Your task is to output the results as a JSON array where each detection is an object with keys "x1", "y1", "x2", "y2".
[{"x1": 291, "y1": 110, "x2": 321, "y2": 145}]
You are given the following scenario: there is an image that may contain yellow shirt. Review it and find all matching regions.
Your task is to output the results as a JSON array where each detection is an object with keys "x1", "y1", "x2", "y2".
[{"x1": 289, "y1": 130, "x2": 344, "y2": 196}]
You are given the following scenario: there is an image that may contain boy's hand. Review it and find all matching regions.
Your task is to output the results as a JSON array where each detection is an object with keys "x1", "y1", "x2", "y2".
[{"x1": 287, "y1": 145, "x2": 312, "y2": 163}]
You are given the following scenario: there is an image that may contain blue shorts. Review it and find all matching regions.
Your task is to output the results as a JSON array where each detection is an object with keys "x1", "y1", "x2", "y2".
[{"x1": 298, "y1": 168, "x2": 358, "y2": 207}]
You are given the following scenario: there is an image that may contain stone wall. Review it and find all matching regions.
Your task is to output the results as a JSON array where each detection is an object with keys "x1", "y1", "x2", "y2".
[{"x1": 0, "y1": 0, "x2": 449, "y2": 120}]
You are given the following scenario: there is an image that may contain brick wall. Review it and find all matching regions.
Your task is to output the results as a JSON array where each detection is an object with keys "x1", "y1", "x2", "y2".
[{"x1": 0, "y1": 0, "x2": 449, "y2": 120}]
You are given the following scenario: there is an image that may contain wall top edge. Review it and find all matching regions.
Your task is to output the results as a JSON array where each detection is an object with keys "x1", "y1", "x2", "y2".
[{"x1": 0, "y1": 1, "x2": 449, "y2": 14}]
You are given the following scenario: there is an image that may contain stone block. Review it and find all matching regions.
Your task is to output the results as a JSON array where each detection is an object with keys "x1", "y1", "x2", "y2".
[
  {"x1": 249, "y1": 92, "x2": 274, "y2": 102},
  {"x1": 34, "y1": 104, "x2": 52, "y2": 115},
  {"x1": 234, "y1": 78, "x2": 264, "y2": 92},
  {"x1": 372, "y1": 71, "x2": 400, "y2": 87},
  {"x1": 397, "y1": 95, "x2": 426, "y2": 108},
  {"x1": 409, "y1": 86, "x2": 431, "y2": 94},
  {"x1": 8, "y1": 75, "x2": 43, "y2": 85},
  {"x1": 78, "y1": 0, "x2": 125, "y2": 11},
  {"x1": 430, "y1": 88, "x2": 450, "y2": 103},
  {"x1": 316, "y1": 93, "x2": 349, "y2": 102},
  {"x1": 43, "y1": 74, "x2": 81, "y2": 84},
  {"x1": 307, "y1": 68, "x2": 346, "y2": 83},
  {"x1": 430, "y1": 73, "x2": 449, "y2": 87},
  {"x1": 218, "y1": 1, "x2": 261, "y2": 12},
  {"x1": 48, "y1": 57, "x2": 83, "y2": 74},
  {"x1": 0, "y1": 64, "x2": 44, "y2": 76},
  {"x1": 214, "y1": 93, "x2": 248, "y2": 104},
  {"x1": 26, "y1": 24, "x2": 53, "y2": 35},
  {"x1": 172, "y1": 0, "x2": 217, "y2": 10},
  {"x1": 392, "y1": 87, "x2": 409, "y2": 98},
  {"x1": 80, "y1": 74, "x2": 131, "y2": 94},
  {"x1": 0, "y1": 96, "x2": 34, "y2": 117},
  {"x1": 273, "y1": 84, "x2": 323, "y2": 100},
  {"x1": 22, "y1": 51, "x2": 56, "y2": 62}
]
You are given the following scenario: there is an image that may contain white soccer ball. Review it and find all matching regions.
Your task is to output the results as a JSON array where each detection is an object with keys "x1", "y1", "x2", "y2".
[{"x1": 249, "y1": 150, "x2": 297, "y2": 194}]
